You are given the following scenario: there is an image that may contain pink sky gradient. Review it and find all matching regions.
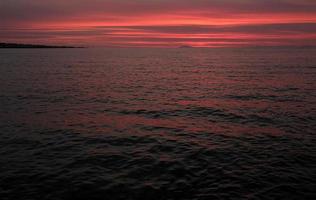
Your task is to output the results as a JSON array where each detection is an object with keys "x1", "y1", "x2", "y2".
[{"x1": 1, "y1": 0, "x2": 315, "y2": 47}]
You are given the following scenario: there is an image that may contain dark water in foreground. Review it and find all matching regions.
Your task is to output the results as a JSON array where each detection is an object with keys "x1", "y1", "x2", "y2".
[{"x1": 0, "y1": 47, "x2": 315, "y2": 200}]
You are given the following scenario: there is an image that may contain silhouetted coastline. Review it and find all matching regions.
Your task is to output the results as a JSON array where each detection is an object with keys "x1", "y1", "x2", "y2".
[
  {"x1": 179, "y1": 45, "x2": 193, "y2": 48},
  {"x1": 0, "y1": 43, "x2": 83, "y2": 48}
]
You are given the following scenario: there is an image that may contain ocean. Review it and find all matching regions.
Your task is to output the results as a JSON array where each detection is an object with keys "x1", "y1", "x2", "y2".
[{"x1": 0, "y1": 47, "x2": 315, "y2": 199}]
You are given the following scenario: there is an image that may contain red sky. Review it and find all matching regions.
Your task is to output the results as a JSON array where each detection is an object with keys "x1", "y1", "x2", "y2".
[{"x1": 1, "y1": 0, "x2": 316, "y2": 47}]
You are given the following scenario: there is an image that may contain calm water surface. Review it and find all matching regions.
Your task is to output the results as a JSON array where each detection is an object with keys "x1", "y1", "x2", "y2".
[{"x1": 0, "y1": 48, "x2": 315, "y2": 199}]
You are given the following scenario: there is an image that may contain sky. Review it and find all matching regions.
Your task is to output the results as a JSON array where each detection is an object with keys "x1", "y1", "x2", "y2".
[{"x1": 1, "y1": 0, "x2": 315, "y2": 47}]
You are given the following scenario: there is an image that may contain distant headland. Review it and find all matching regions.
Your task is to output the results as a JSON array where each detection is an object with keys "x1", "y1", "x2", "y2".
[
  {"x1": 179, "y1": 45, "x2": 194, "y2": 48},
  {"x1": 0, "y1": 43, "x2": 83, "y2": 48}
]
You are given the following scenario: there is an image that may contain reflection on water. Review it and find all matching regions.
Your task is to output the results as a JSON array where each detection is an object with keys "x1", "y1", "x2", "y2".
[{"x1": 0, "y1": 47, "x2": 315, "y2": 199}]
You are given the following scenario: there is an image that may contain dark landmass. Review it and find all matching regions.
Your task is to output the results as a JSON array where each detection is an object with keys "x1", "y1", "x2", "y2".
[
  {"x1": 0, "y1": 43, "x2": 83, "y2": 48},
  {"x1": 179, "y1": 45, "x2": 193, "y2": 48}
]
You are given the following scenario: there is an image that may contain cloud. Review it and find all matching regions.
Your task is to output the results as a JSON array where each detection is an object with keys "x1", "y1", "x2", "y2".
[
  {"x1": 1, "y1": 0, "x2": 315, "y2": 24},
  {"x1": 0, "y1": 0, "x2": 315, "y2": 47}
]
